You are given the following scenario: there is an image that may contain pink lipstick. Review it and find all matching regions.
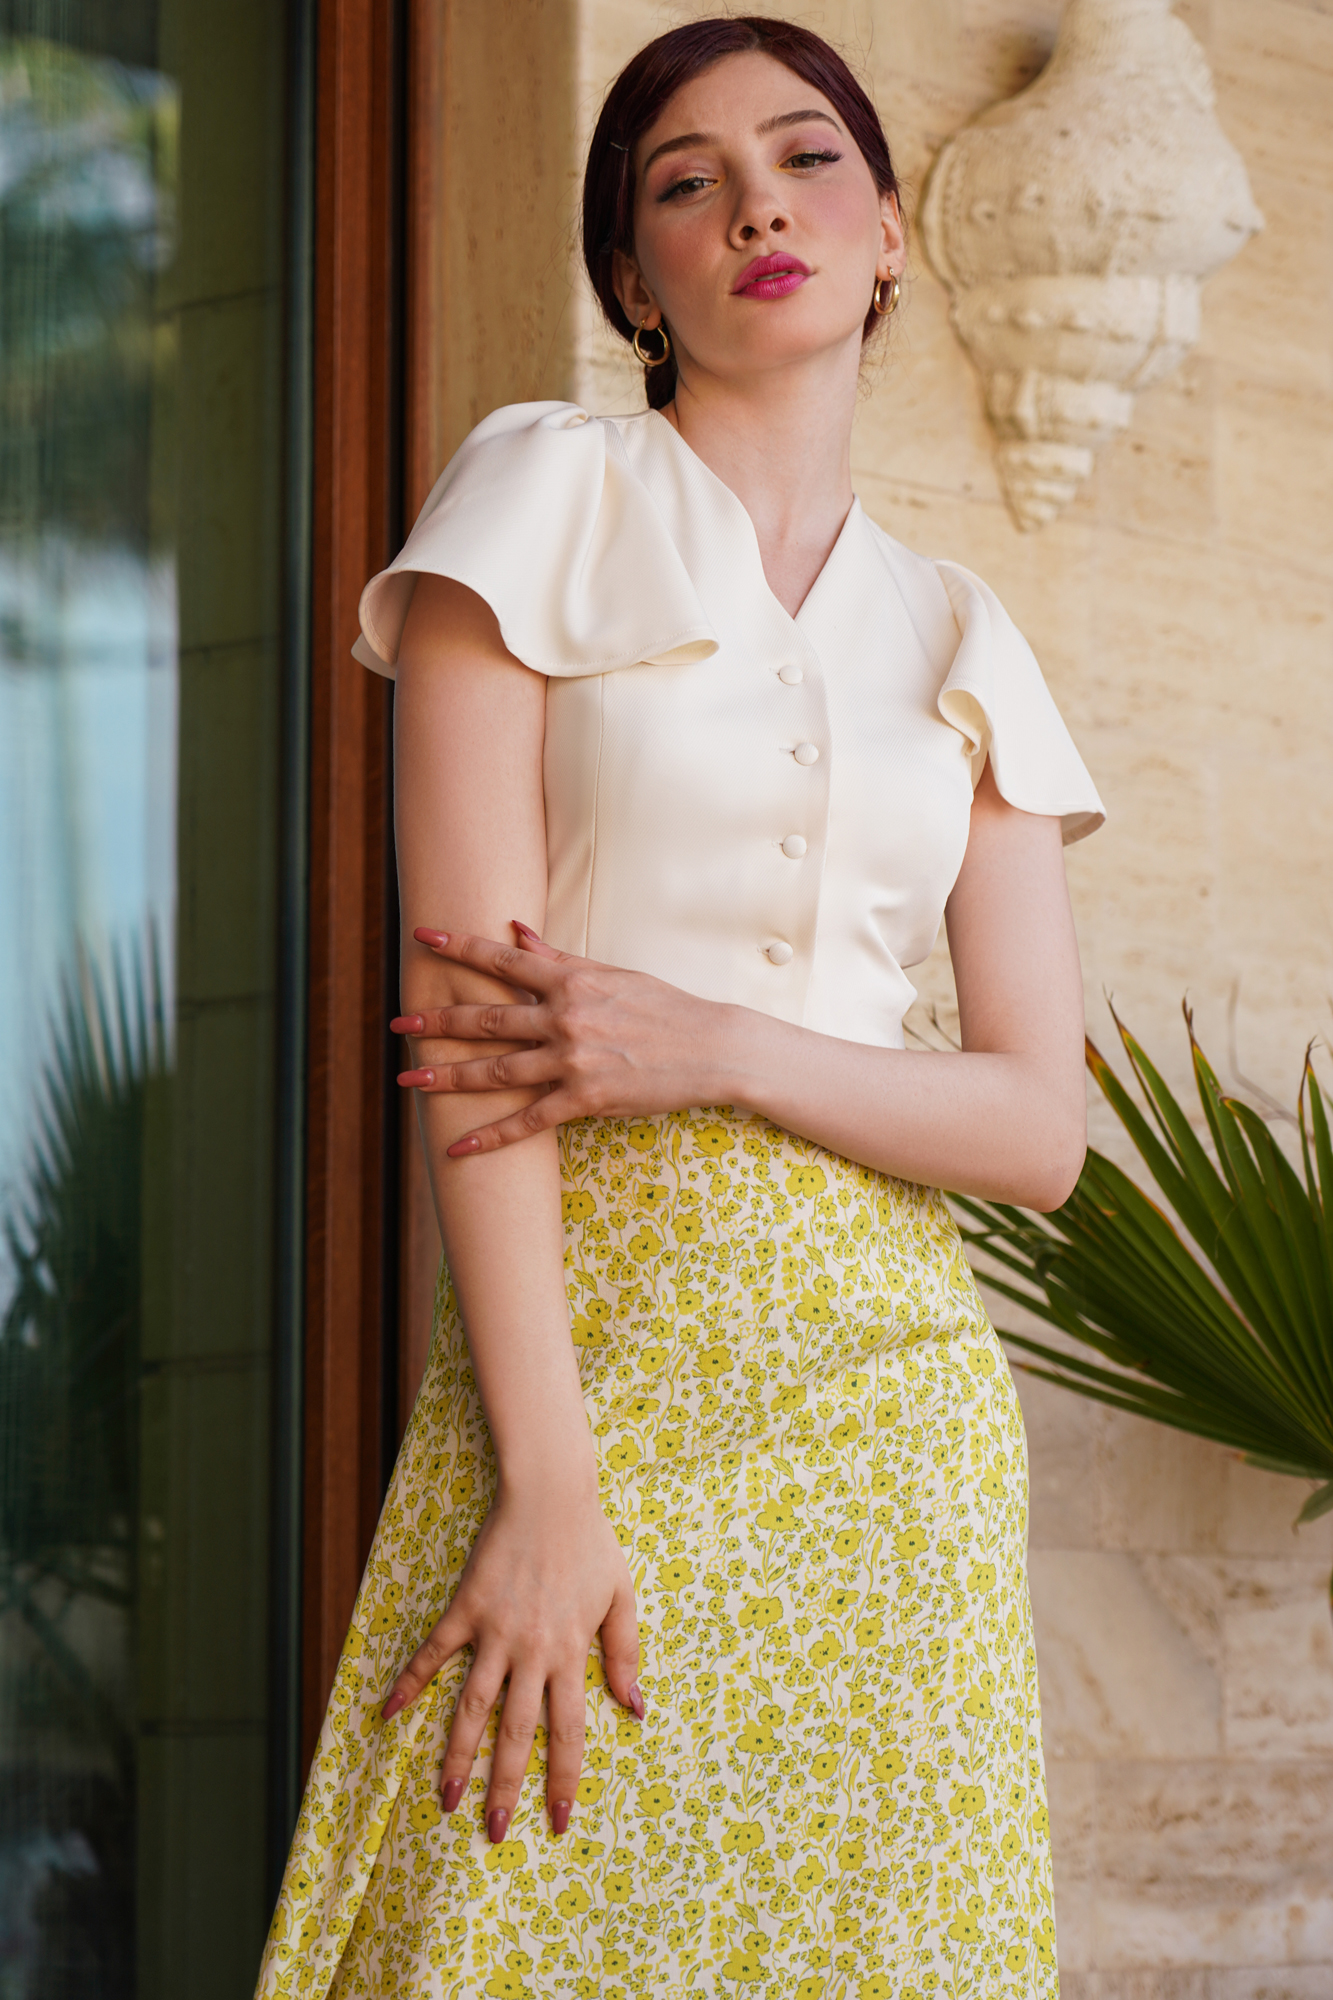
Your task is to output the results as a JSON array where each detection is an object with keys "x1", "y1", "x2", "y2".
[{"x1": 732, "y1": 253, "x2": 812, "y2": 300}]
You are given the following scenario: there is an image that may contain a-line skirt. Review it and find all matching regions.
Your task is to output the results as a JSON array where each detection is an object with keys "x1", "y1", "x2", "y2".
[{"x1": 256, "y1": 1106, "x2": 1058, "y2": 2000}]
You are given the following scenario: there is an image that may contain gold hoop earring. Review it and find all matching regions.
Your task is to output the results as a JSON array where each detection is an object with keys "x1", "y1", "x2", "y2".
[
  {"x1": 633, "y1": 320, "x2": 671, "y2": 367},
  {"x1": 872, "y1": 275, "x2": 901, "y2": 317}
]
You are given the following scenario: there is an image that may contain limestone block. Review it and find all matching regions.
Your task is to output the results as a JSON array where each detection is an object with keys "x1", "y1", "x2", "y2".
[
  {"x1": 1221, "y1": 1561, "x2": 1333, "y2": 1758},
  {"x1": 1028, "y1": 1549, "x2": 1222, "y2": 1759},
  {"x1": 1089, "y1": 1759, "x2": 1333, "y2": 1966}
]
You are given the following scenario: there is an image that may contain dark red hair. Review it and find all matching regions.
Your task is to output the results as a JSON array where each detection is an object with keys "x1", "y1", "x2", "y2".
[{"x1": 582, "y1": 16, "x2": 903, "y2": 410}]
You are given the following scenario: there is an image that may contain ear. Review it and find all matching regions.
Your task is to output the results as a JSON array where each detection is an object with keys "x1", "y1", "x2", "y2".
[
  {"x1": 877, "y1": 190, "x2": 906, "y2": 280},
  {"x1": 612, "y1": 249, "x2": 660, "y2": 328}
]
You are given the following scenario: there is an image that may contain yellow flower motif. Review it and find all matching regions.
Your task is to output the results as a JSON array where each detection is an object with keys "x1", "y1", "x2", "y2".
[
  {"x1": 770, "y1": 1383, "x2": 807, "y2": 1414},
  {"x1": 739, "y1": 1595, "x2": 782, "y2": 1628},
  {"x1": 837, "y1": 1837, "x2": 865, "y2": 1870},
  {"x1": 483, "y1": 1974, "x2": 532, "y2": 2000},
  {"x1": 483, "y1": 1839, "x2": 528, "y2": 1873},
  {"x1": 570, "y1": 1313, "x2": 610, "y2": 1348},
  {"x1": 756, "y1": 1496, "x2": 799, "y2": 1532},
  {"x1": 367, "y1": 1607, "x2": 396, "y2": 1634},
  {"x1": 947, "y1": 1911, "x2": 983, "y2": 1945},
  {"x1": 871, "y1": 1748, "x2": 904, "y2": 1783},
  {"x1": 562, "y1": 1189, "x2": 595, "y2": 1222},
  {"x1": 1006, "y1": 1944, "x2": 1028, "y2": 1972},
  {"x1": 637, "y1": 1784, "x2": 672, "y2": 1817},
  {"x1": 874, "y1": 1397, "x2": 902, "y2": 1428},
  {"x1": 720, "y1": 1820, "x2": 765, "y2": 1853},
  {"x1": 555, "y1": 1886, "x2": 591, "y2": 1917},
  {"x1": 963, "y1": 1685, "x2": 993, "y2": 1719},
  {"x1": 627, "y1": 1226, "x2": 661, "y2": 1262},
  {"x1": 949, "y1": 1785, "x2": 986, "y2": 1817},
  {"x1": 968, "y1": 1561, "x2": 997, "y2": 1593},
  {"x1": 407, "y1": 1796, "x2": 442, "y2": 1833},
  {"x1": 785, "y1": 1164, "x2": 827, "y2": 1198},
  {"x1": 1035, "y1": 1917, "x2": 1057, "y2": 1965},
  {"x1": 793, "y1": 1860, "x2": 825, "y2": 1893},
  {"x1": 796, "y1": 1982, "x2": 826, "y2": 2000},
  {"x1": 695, "y1": 1343, "x2": 733, "y2": 1379},
  {"x1": 736, "y1": 1720, "x2": 777, "y2": 1755},
  {"x1": 855, "y1": 1615, "x2": 883, "y2": 1646},
  {"x1": 605, "y1": 1440, "x2": 641, "y2": 1471},
  {"x1": 794, "y1": 1290, "x2": 833, "y2": 1324},
  {"x1": 860, "y1": 1978, "x2": 894, "y2": 1999},
  {"x1": 967, "y1": 1345, "x2": 997, "y2": 1377},
  {"x1": 576, "y1": 1776, "x2": 604, "y2": 1805},
  {"x1": 694, "y1": 1123, "x2": 735, "y2": 1156},
  {"x1": 657, "y1": 1557, "x2": 694, "y2": 1592},
  {"x1": 604, "y1": 1870, "x2": 633, "y2": 1903},
  {"x1": 721, "y1": 1947, "x2": 766, "y2": 1982}
]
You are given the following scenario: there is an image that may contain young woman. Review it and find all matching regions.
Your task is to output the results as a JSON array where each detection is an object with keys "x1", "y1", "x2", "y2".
[{"x1": 258, "y1": 17, "x2": 1102, "y2": 1999}]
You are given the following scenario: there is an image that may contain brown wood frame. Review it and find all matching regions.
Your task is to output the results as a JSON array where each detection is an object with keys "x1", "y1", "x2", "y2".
[{"x1": 301, "y1": 0, "x2": 404, "y2": 1767}]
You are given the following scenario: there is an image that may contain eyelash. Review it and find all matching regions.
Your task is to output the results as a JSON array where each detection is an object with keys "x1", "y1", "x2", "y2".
[{"x1": 657, "y1": 146, "x2": 843, "y2": 202}]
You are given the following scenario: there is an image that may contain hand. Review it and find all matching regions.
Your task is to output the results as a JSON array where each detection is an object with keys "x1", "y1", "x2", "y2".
[
  {"x1": 392, "y1": 923, "x2": 733, "y2": 1154},
  {"x1": 381, "y1": 1484, "x2": 642, "y2": 1839}
]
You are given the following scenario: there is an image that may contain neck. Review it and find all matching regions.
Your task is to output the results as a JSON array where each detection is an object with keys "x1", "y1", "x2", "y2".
[{"x1": 663, "y1": 338, "x2": 862, "y2": 618}]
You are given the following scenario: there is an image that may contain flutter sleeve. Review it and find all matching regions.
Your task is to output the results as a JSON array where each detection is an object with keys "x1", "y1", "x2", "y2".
[
  {"x1": 352, "y1": 401, "x2": 718, "y2": 679},
  {"x1": 933, "y1": 559, "x2": 1105, "y2": 845}
]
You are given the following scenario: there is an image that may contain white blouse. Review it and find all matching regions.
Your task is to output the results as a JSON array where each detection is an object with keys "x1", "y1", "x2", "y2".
[{"x1": 355, "y1": 401, "x2": 1104, "y2": 1051}]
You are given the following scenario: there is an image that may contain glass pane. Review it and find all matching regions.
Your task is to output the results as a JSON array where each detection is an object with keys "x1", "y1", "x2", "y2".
[{"x1": 0, "y1": 5, "x2": 302, "y2": 1992}]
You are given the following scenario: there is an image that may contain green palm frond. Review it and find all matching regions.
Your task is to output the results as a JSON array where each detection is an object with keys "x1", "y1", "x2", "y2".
[{"x1": 953, "y1": 1006, "x2": 1333, "y2": 1541}]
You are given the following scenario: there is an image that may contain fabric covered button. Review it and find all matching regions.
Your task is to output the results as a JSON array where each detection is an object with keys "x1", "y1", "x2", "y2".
[
  {"x1": 781, "y1": 834, "x2": 807, "y2": 859},
  {"x1": 778, "y1": 663, "x2": 803, "y2": 685},
  {"x1": 765, "y1": 940, "x2": 794, "y2": 965},
  {"x1": 793, "y1": 741, "x2": 820, "y2": 766}
]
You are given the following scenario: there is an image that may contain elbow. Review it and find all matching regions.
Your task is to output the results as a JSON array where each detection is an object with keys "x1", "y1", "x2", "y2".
[{"x1": 1019, "y1": 1124, "x2": 1087, "y2": 1213}]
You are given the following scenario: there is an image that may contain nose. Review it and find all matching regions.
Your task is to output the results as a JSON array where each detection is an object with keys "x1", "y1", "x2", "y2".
[{"x1": 728, "y1": 168, "x2": 793, "y2": 247}]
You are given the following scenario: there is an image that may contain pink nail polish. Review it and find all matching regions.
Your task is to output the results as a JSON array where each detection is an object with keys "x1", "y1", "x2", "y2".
[
  {"x1": 397, "y1": 1068, "x2": 434, "y2": 1088},
  {"x1": 550, "y1": 1800, "x2": 571, "y2": 1836},
  {"x1": 487, "y1": 1807, "x2": 510, "y2": 1844},
  {"x1": 390, "y1": 1014, "x2": 424, "y2": 1034},
  {"x1": 414, "y1": 927, "x2": 449, "y2": 948},
  {"x1": 441, "y1": 1777, "x2": 465, "y2": 1813},
  {"x1": 447, "y1": 1134, "x2": 482, "y2": 1156},
  {"x1": 628, "y1": 1685, "x2": 645, "y2": 1721},
  {"x1": 381, "y1": 1692, "x2": 405, "y2": 1721},
  {"x1": 512, "y1": 920, "x2": 541, "y2": 941}
]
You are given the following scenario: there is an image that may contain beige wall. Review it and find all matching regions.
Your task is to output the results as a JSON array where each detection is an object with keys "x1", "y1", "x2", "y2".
[{"x1": 428, "y1": 3, "x2": 1333, "y2": 1991}]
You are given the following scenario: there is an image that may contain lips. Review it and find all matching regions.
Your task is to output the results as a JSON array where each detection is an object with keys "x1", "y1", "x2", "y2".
[{"x1": 732, "y1": 253, "x2": 812, "y2": 300}]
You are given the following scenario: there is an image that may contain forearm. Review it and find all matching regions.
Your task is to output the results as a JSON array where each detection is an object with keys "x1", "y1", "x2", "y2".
[
  {"x1": 416, "y1": 1087, "x2": 594, "y2": 1497},
  {"x1": 714, "y1": 1007, "x2": 1084, "y2": 1208}
]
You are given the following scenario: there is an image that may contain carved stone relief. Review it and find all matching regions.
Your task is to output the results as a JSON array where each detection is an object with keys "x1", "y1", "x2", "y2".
[{"x1": 919, "y1": 0, "x2": 1263, "y2": 530}]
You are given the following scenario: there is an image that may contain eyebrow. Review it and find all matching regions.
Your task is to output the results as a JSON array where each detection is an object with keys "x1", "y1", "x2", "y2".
[{"x1": 642, "y1": 108, "x2": 842, "y2": 173}]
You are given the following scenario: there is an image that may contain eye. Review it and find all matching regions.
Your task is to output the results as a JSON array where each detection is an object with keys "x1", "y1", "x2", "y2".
[
  {"x1": 783, "y1": 146, "x2": 842, "y2": 171},
  {"x1": 658, "y1": 171, "x2": 716, "y2": 203}
]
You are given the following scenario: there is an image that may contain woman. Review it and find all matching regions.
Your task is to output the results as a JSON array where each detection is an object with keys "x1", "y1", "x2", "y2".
[{"x1": 258, "y1": 17, "x2": 1102, "y2": 1999}]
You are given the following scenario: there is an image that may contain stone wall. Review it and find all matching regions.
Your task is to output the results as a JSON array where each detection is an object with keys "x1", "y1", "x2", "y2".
[{"x1": 427, "y1": 3, "x2": 1333, "y2": 1990}]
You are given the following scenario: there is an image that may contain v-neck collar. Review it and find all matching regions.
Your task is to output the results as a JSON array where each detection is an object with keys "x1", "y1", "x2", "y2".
[{"x1": 636, "y1": 408, "x2": 864, "y2": 631}]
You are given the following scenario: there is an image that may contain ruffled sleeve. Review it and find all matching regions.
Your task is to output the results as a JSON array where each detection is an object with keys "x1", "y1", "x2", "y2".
[
  {"x1": 933, "y1": 560, "x2": 1104, "y2": 845},
  {"x1": 352, "y1": 401, "x2": 718, "y2": 679}
]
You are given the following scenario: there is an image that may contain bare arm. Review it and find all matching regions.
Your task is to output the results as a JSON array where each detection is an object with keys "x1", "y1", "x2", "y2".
[
  {"x1": 381, "y1": 573, "x2": 640, "y2": 1842},
  {"x1": 399, "y1": 762, "x2": 1087, "y2": 1211}
]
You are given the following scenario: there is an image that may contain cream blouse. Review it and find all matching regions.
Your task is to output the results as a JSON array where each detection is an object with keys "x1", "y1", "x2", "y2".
[{"x1": 354, "y1": 401, "x2": 1104, "y2": 1051}]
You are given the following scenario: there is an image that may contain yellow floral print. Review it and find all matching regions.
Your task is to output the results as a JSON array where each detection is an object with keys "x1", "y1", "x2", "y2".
[{"x1": 255, "y1": 1108, "x2": 1057, "y2": 1999}]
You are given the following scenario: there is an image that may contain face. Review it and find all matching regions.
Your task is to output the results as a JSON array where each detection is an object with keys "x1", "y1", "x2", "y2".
[{"x1": 614, "y1": 50, "x2": 903, "y2": 393}]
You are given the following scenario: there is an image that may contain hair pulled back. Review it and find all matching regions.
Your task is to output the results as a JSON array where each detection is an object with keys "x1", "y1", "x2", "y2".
[{"x1": 582, "y1": 16, "x2": 903, "y2": 411}]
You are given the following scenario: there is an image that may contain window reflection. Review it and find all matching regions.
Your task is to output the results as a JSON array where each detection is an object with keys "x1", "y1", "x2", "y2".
[{"x1": 0, "y1": 10, "x2": 298, "y2": 1990}]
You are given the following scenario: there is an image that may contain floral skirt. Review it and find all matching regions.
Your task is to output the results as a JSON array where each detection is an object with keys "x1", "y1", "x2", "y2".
[{"x1": 255, "y1": 1108, "x2": 1058, "y2": 2000}]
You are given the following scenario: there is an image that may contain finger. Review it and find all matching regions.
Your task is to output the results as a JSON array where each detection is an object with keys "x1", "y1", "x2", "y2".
[
  {"x1": 512, "y1": 920, "x2": 564, "y2": 959},
  {"x1": 484, "y1": 1672, "x2": 546, "y2": 1843},
  {"x1": 381, "y1": 1607, "x2": 470, "y2": 1721},
  {"x1": 399, "y1": 1050, "x2": 560, "y2": 1095},
  {"x1": 391, "y1": 1002, "x2": 544, "y2": 1042},
  {"x1": 445, "y1": 1093, "x2": 572, "y2": 1157},
  {"x1": 438, "y1": 1652, "x2": 506, "y2": 1815},
  {"x1": 600, "y1": 1581, "x2": 644, "y2": 1720},
  {"x1": 413, "y1": 927, "x2": 566, "y2": 994},
  {"x1": 545, "y1": 1664, "x2": 589, "y2": 1837}
]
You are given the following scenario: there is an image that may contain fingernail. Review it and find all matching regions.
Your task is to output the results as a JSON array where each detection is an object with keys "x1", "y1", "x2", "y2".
[
  {"x1": 628, "y1": 1685, "x2": 645, "y2": 1721},
  {"x1": 381, "y1": 1693, "x2": 405, "y2": 1721},
  {"x1": 391, "y1": 1015, "x2": 424, "y2": 1034},
  {"x1": 414, "y1": 928, "x2": 449, "y2": 948},
  {"x1": 447, "y1": 1134, "x2": 482, "y2": 1156},
  {"x1": 441, "y1": 1777, "x2": 465, "y2": 1813},
  {"x1": 487, "y1": 1807, "x2": 510, "y2": 1844},
  {"x1": 512, "y1": 920, "x2": 541, "y2": 941},
  {"x1": 550, "y1": 1799, "x2": 571, "y2": 1836},
  {"x1": 398, "y1": 1068, "x2": 434, "y2": 1088}
]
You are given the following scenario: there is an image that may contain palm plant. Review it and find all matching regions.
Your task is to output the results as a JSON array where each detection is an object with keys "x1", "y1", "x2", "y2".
[{"x1": 953, "y1": 1008, "x2": 1333, "y2": 1595}]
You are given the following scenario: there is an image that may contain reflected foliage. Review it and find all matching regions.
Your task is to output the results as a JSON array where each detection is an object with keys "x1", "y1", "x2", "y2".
[
  {"x1": 0, "y1": 938, "x2": 169, "y2": 1996},
  {"x1": 0, "y1": 37, "x2": 176, "y2": 553}
]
